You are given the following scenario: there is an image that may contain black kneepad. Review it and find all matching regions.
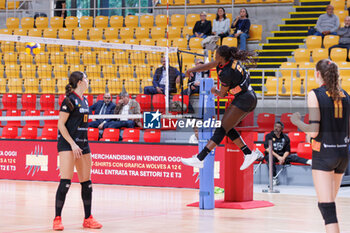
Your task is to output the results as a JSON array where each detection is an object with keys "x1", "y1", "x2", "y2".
[
  {"x1": 81, "y1": 180, "x2": 92, "y2": 193},
  {"x1": 227, "y1": 128, "x2": 240, "y2": 141},
  {"x1": 58, "y1": 179, "x2": 71, "y2": 194},
  {"x1": 318, "y1": 202, "x2": 338, "y2": 225},
  {"x1": 211, "y1": 126, "x2": 226, "y2": 145}
]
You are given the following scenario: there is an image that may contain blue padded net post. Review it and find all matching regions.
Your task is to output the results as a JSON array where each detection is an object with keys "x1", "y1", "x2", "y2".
[{"x1": 198, "y1": 78, "x2": 216, "y2": 209}]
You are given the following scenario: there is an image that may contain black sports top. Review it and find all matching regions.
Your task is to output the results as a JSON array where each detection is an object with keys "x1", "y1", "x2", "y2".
[
  {"x1": 216, "y1": 59, "x2": 251, "y2": 96},
  {"x1": 58, "y1": 92, "x2": 89, "y2": 148},
  {"x1": 311, "y1": 85, "x2": 350, "y2": 153}
]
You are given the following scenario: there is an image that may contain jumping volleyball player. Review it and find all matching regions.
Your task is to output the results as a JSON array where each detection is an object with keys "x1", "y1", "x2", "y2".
[
  {"x1": 181, "y1": 45, "x2": 263, "y2": 170},
  {"x1": 291, "y1": 59, "x2": 350, "y2": 233},
  {"x1": 53, "y1": 71, "x2": 102, "y2": 230}
]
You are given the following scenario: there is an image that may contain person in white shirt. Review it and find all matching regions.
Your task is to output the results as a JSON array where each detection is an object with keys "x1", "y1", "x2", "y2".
[
  {"x1": 212, "y1": 7, "x2": 231, "y2": 42},
  {"x1": 189, "y1": 127, "x2": 199, "y2": 144},
  {"x1": 104, "y1": 92, "x2": 142, "y2": 129}
]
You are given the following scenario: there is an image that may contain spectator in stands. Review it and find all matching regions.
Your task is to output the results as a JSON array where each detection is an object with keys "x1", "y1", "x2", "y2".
[
  {"x1": 182, "y1": 58, "x2": 209, "y2": 113},
  {"x1": 144, "y1": 57, "x2": 181, "y2": 94},
  {"x1": 55, "y1": 0, "x2": 67, "y2": 18},
  {"x1": 314, "y1": 5, "x2": 339, "y2": 37},
  {"x1": 183, "y1": 58, "x2": 208, "y2": 96},
  {"x1": 329, "y1": 16, "x2": 350, "y2": 60},
  {"x1": 191, "y1": 11, "x2": 212, "y2": 39},
  {"x1": 189, "y1": 126, "x2": 199, "y2": 144},
  {"x1": 229, "y1": 8, "x2": 250, "y2": 51},
  {"x1": 88, "y1": 92, "x2": 116, "y2": 129},
  {"x1": 104, "y1": 92, "x2": 142, "y2": 129},
  {"x1": 264, "y1": 121, "x2": 312, "y2": 185},
  {"x1": 212, "y1": 7, "x2": 230, "y2": 41}
]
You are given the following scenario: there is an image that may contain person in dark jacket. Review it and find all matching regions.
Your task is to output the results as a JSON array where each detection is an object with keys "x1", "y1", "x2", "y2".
[
  {"x1": 264, "y1": 121, "x2": 312, "y2": 185},
  {"x1": 191, "y1": 11, "x2": 212, "y2": 39},
  {"x1": 329, "y1": 17, "x2": 350, "y2": 60},
  {"x1": 88, "y1": 92, "x2": 116, "y2": 129},
  {"x1": 229, "y1": 8, "x2": 250, "y2": 51},
  {"x1": 144, "y1": 57, "x2": 181, "y2": 94}
]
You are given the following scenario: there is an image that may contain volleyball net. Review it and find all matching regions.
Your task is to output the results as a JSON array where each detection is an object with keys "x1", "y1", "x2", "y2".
[{"x1": 0, "y1": 34, "x2": 210, "y2": 132}]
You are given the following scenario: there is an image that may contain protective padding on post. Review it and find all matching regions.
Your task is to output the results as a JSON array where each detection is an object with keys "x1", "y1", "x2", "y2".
[
  {"x1": 198, "y1": 78, "x2": 216, "y2": 210},
  {"x1": 187, "y1": 200, "x2": 274, "y2": 209}
]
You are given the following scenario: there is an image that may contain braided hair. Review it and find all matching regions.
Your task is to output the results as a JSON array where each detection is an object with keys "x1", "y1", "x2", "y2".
[
  {"x1": 216, "y1": 45, "x2": 256, "y2": 67},
  {"x1": 64, "y1": 71, "x2": 85, "y2": 111},
  {"x1": 316, "y1": 59, "x2": 341, "y2": 101}
]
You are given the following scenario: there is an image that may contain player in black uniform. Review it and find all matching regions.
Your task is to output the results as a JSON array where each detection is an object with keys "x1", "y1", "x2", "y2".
[
  {"x1": 181, "y1": 45, "x2": 263, "y2": 169},
  {"x1": 53, "y1": 71, "x2": 102, "y2": 231},
  {"x1": 291, "y1": 59, "x2": 350, "y2": 233}
]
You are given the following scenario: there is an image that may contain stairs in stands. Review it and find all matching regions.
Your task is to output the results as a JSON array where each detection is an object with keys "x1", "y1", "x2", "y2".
[{"x1": 251, "y1": 0, "x2": 330, "y2": 93}]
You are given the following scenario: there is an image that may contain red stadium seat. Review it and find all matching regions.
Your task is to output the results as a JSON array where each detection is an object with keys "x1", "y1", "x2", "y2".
[
  {"x1": 43, "y1": 110, "x2": 58, "y2": 127},
  {"x1": 2, "y1": 94, "x2": 17, "y2": 110},
  {"x1": 37, "y1": 126, "x2": 57, "y2": 140},
  {"x1": 96, "y1": 94, "x2": 115, "y2": 103},
  {"x1": 297, "y1": 142, "x2": 312, "y2": 160},
  {"x1": 304, "y1": 113, "x2": 309, "y2": 124},
  {"x1": 58, "y1": 94, "x2": 65, "y2": 106},
  {"x1": 100, "y1": 128, "x2": 120, "y2": 141},
  {"x1": 6, "y1": 109, "x2": 21, "y2": 127},
  {"x1": 257, "y1": 113, "x2": 275, "y2": 132},
  {"x1": 21, "y1": 94, "x2": 36, "y2": 110},
  {"x1": 24, "y1": 110, "x2": 40, "y2": 127},
  {"x1": 0, "y1": 126, "x2": 18, "y2": 139},
  {"x1": 16, "y1": 126, "x2": 37, "y2": 139},
  {"x1": 96, "y1": 94, "x2": 104, "y2": 102},
  {"x1": 122, "y1": 128, "x2": 140, "y2": 142},
  {"x1": 161, "y1": 118, "x2": 178, "y2": 130},
  {"x1": 83, "y1": 94, "x2": 94, "y2": 106},
  {"x1": 152, "y1": 94, "x2": 166, "y2": 113},
  {"x1": 288, "y1": 132, "x2": 306, "y2": 153},
  {"x1": 88, "y1": 127, "x2": 99, "y2": 141},
  {"x1": 143, "y1": 129, "x2": 161, "y2": 143},
  {"x1": 280, "y1": 113, "x2": 298, "y2": 132},
  {"x1": 40, "y1": 94, "x2": 55, "y2": 111},
  {"x1": 171, "y1": 94, "x2": 189, "y2": 114},
  {"x1": 135, "y1": 94, "x2": 152, "y2": 112}
]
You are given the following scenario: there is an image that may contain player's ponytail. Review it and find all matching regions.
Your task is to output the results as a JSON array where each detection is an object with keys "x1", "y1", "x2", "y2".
[
  {"x1": 64, "y1": 71, "x2": 85, "y2": 111},
  {"x1": 216, "y1": 45, "x2": 256, "y2": 67},
  {"x1": 316, "y1": 59, "x2": 341, "y2": 101}
]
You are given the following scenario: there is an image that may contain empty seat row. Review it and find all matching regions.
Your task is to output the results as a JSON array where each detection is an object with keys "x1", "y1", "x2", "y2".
[{"x1": 161, "y1": 0, "x2": 293, "y2": 6}]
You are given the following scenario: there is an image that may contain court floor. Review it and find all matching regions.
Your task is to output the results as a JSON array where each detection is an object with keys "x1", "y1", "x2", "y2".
[{"x1": 1, "y1": 180, "x2": 350, "y2": 233}]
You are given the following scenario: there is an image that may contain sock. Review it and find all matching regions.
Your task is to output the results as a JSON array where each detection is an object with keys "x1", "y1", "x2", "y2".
[
  {"x1": 197, "y1": 147, "x2": 211, "y2": 161},
  {"x1": 55, "y1": 179, "x2": 71, "y2": 217},
  {"x1": 240, "y1": 145, "x2": 252, "y2": 155},
  {"x1": 81, "y1": 180, "x2": 92, "y2": 219}
]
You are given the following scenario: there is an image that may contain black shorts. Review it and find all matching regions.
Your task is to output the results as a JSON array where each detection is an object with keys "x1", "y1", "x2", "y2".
[
  {"x1": 231, "y1": 90, "x2": 257, "y2": 112},
  {"x1": 57, "y1": 139, "x2": 91, "y2": 155},
  {"x1": 312, "y1": 151, "x2": 349, "y2": 174}
]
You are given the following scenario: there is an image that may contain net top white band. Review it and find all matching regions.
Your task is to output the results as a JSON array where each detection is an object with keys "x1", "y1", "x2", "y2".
[
  {"x1": 0, "y1": 34, "x2": 178, "y2": 53},
  {"x1": 0, "y1": 114, "x2": 197, "y2": 121}
]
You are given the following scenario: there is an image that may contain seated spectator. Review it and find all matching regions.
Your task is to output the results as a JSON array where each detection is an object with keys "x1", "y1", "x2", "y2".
[
  {"x1": 314, "y1": 5, "x2": 339, "y2": 37},
  {"x1": 182, "y1": 58, "x2": 209, "y2": 113},
  {"x1": 264, "y1": 121, "x2": 312, "y2": 185},
  {"x1": 144, "y1": 57, "x2": 181, "y2": 95},
  {"x1": 88, "y1": 92, "x2": 116, "y2": 129},
  {"x1": 191, "y1": 11, "x2": 212, "y2": 39},
  {"x1": 212, "y1": 7, "x2": 230, "y2": 41},
  {"x1": 104, "y1": 92, "x2": 142, "y2": 129},
  {"x1": 329, "y1": 16, "x2": 350, "y2": 60},
  {"x1": 189, "y1": 126, "x2": 199, "y2": 144},
  {"x1": 229, "y1": 8, "x2": 250, "y2": 51}
]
